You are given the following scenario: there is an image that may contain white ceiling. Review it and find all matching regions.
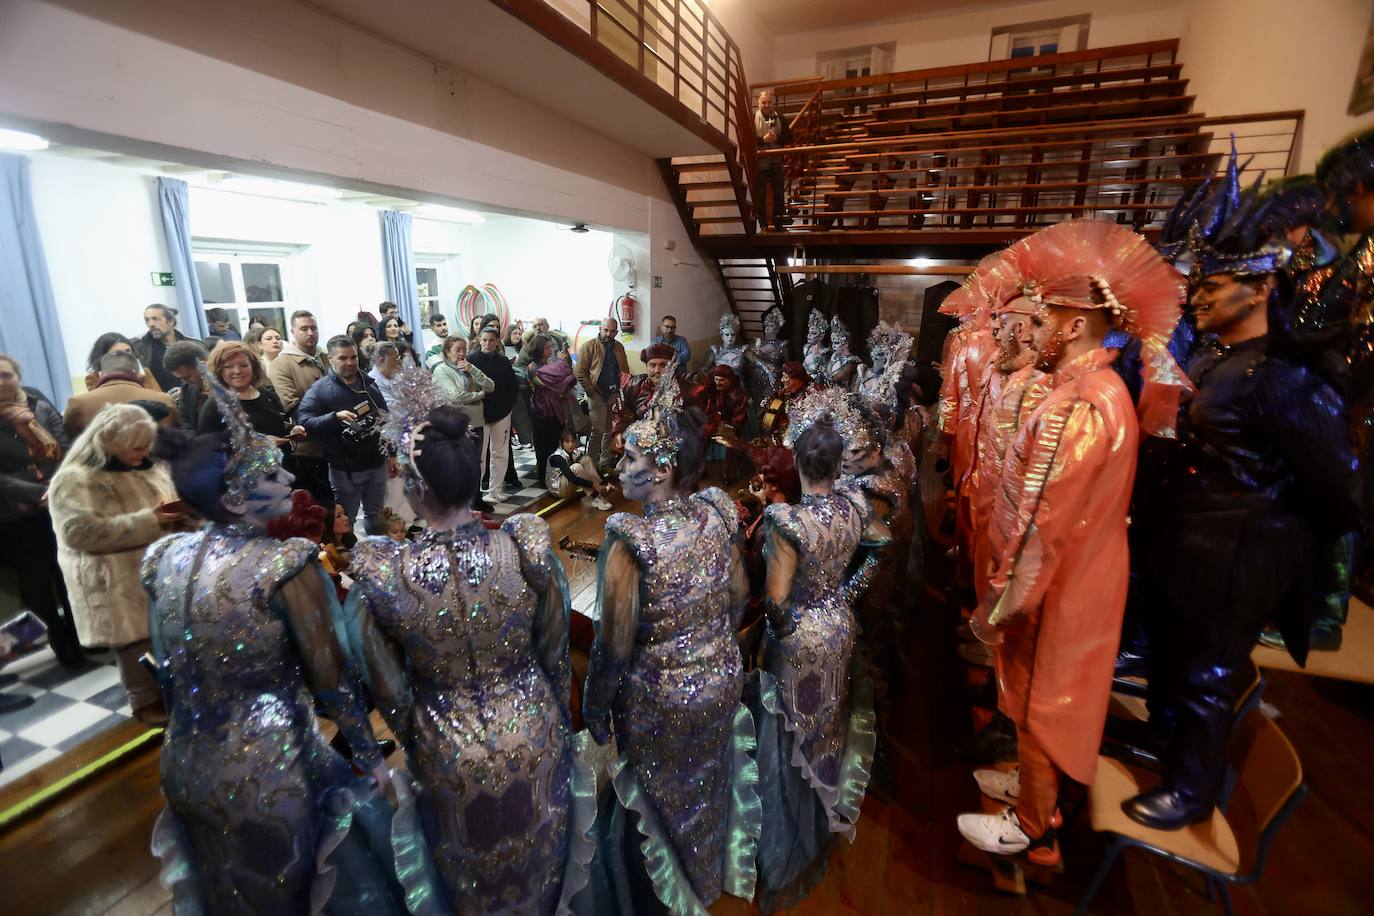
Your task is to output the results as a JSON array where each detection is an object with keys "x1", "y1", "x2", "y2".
[{"x1": 752, "y1": 0, "x2": 1020, "y2": 34}]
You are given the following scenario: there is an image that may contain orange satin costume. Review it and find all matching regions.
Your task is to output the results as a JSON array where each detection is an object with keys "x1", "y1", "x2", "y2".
[{"x1": 982, "y1": 347, "x2": 1139, "y2": 833}]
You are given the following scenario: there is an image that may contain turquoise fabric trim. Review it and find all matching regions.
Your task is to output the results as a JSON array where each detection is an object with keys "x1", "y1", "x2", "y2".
[
  {"x1": 722, "y1": 702, "x2": 764, "y2": 901},
  {"x1": 150, "y1": 808, "x2": 207, "y2": 916},
  {"x1": 607, "y1": 754, "x2": 711, "y2": 916},
  {"x1": 389, "y1": 774, "x2": 449, "y2": 916},
  {"x1": 557, "y1": 730, "x2": 600, "y2": 915},
  {"x1": 308, "y1": 785, "x2": 356, "y2": 915}
]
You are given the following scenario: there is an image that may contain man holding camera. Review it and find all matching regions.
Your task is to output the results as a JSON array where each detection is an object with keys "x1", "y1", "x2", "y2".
[{"x1": 297, "y1": 335, "x2": 392, "y2": 534}]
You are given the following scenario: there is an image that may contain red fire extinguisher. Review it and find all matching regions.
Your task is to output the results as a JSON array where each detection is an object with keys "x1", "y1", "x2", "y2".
[{"x1": 611, "y1": 292, "x2": 636, "y2": 334}]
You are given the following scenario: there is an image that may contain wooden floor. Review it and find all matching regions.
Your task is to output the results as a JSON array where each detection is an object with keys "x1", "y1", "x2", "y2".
[{"x1": 2, "y1": 481, "x2": 1372, "y2": 915}]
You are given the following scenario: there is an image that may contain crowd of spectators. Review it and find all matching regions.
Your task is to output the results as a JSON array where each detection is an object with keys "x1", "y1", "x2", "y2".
[{"x1": 0, "y1": 303, "x2": 643, "y2": 713}]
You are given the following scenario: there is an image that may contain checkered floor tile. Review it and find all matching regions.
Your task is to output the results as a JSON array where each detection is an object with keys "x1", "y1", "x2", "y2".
[
  {"x1": 0, "y1": 645, "x2": 130, "y2": 786},
  {"x1": 488, "y1": 445, "x2": 549, "y2": 517}
]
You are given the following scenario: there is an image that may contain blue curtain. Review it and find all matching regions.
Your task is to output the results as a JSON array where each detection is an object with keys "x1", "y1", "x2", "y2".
[
  {"x1": 0, "y1": 153, "x2": 71, "y2": 408},
  {"x1": 156, "y1": 177, "x2": 209, "y2": 340},
  {"x1": 381, "y1": 210, "x2": 422, "y2": 334}
]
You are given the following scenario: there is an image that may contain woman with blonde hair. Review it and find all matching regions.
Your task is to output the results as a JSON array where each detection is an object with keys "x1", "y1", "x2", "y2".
[{"x1": 48, "y1": 403, "x2": 186, "y2": 724}]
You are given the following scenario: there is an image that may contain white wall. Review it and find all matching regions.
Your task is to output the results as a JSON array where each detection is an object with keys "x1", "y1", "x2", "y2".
[
  {"x1": 1178, "y1": 0, "x2": 1374, "y2": 173},
  {"x1": 709, "y1": 0, "x2": 777, "y2": 84},
  {"x1": 772, "y1": 0, "x2": 1187, "y2": 82},
  {"x1": 25, "y1": 153, "x2": 177, "y2": 385}
]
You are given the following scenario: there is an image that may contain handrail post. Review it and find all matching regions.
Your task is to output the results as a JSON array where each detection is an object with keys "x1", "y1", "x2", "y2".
[{"x1": 636, "y1": 0, "x2": 645, "y2": 74}]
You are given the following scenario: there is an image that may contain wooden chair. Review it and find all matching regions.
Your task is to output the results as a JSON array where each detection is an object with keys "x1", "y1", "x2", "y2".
[{"x1": 1075, "y1": 712, "x2": 1307, "y2": 916}]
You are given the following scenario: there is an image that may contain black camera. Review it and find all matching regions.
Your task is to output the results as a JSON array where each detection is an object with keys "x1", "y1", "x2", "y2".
[{"x1": 341, "y1": 401, "x2": 381, "y2": 446}]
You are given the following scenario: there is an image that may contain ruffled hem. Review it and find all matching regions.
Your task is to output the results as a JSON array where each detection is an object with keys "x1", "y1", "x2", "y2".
[
  {"x1": 557, "y1": 730, "x2": 600, "y2": 915},
  {"x1": 753, "y1": 657, "x2": 876, "y2": 841},
  {"x1": 152, "y1": 777, "x2": 389, "y2": 916},
  {"x1": 390, "y1": 774, "x2": 449, "y2": 915},
  {"x1": 607, "y1": 702, "x2": 762, "y2": 914}
]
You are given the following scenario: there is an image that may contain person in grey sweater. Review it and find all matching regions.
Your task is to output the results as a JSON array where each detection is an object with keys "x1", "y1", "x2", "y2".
[{"x1": 432, "y1": 336, "x2": 494, "y2": 433}]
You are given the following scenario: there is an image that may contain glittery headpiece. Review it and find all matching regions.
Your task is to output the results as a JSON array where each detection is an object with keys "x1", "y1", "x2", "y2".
[
  {"x1": 1182, "y1": 137, "x2": 1289, "y2": 281},
  {"x1": 625, "y1": 358, "x2": 685, "y2": 467},
  {"x1": 202, "y1": 361, "x2": 282, "y2": 510},
  {"x1": 865, "y1": 331, "x2": 914, "y2": 414},
  {"x1": 763, "y1": 305, "x2": 785, "y2": 334},
  {"x1": 1316, "y1": 123, "x2": 1374, "y2": 199},
  {"x1": 866, "y1": 321, "x2": 906, "y2": 365},
  {"x1": 829, "y1": 315, "x2": 850, "y2": 343},
  {"x1": 806, "y1": 308, "x2": 828, "y2": 340},
  {"x1": 939, "y1": 250, "x2": 1018, "y2": 327},
  {"x1": 1010, "y1": 219, "x2": 1193, "y2": 438},
  {"x1": 719, "y1": 312, "x2": 741, "y2": 339},
  {"x1": 379, "y1": 366, "x2": 444, "y2": 470},
  {"x1": 784, "y1": 386, "x2": 870, "y2": 451}
]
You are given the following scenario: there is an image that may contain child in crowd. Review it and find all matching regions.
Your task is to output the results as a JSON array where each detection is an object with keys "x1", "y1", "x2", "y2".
[
  {"x1": 380, "y1": 508, "x2": 409, "y2": 543},
  {"x1": 547, "y1": 429, "x2": 613, "y2": 510}
]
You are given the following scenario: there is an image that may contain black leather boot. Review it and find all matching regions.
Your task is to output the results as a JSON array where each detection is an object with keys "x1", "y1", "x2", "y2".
[{"x1": 1122, "y1": 786, "x2": 1212, "y2": 830}]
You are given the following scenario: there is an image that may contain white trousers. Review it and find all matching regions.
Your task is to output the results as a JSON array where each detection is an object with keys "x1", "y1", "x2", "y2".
[{"x1": 480, "y1": 413, "x2": 513, "y2": 498}]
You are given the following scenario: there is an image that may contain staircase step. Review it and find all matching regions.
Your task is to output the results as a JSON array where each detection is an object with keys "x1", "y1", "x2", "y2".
[{"x1": 674, "y1": 162, "x2": 730, "y2": 174}]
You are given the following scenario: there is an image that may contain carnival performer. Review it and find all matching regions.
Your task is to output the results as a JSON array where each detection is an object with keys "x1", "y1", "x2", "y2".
[
  {"x1": 582, "y1": 367, "x2": 761, "y2": 914},
  {"x1": 854, "y1": 321, "x2": 907, "y2": 408},
  {"x1": 611, "y1": 342, "x2": 675, "y2": 442},
  {"x1": 957, "y1": 219, "x2": 1190, "y2": 863},
  {"x1": 746, "y1": 390, "x2": 882, "y2": 911},
  {"x1": 702, "y1": 312, "x2": 749, "y2": 377},
  {"x1": 822, "y1": 317, "x2": 862, "y2": 390},
  {"x1": 1122, "y1": 179, "x2": 1361, "y2": 829},
  {"x1": 757, "y1": 361, "x2": 814, "y2": 445},
  {"x1": 801, "y1": 308, "x2": 831, "y2": 383},
  {"x1": 340, "y1": 368, "x2": 596, "y2": 913},
  {"x1": 749, "y1": 306, "x2": 790, "y2": 427},
  {"x1": 142, "y1": 368, "x2": 404, "y2": 915},
  {"x1": 701, "y1": 363, "x2": 752, "y2": 485},
  {"x1": 840, "y1": 397, "x2": 912, "y2": 726}
]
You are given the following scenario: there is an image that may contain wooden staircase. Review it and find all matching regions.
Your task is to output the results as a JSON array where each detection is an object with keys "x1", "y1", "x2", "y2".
[{"x1": 716, "y1": 257, "x2": 784, "y2": 336}]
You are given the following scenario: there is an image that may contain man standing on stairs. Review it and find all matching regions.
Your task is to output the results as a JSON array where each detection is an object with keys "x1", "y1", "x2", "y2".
[{"x1": 755, "y1": 89, "x2": 791, "y2": 230}]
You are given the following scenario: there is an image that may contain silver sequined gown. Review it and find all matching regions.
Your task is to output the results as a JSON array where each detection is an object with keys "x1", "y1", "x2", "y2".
[
  {"x1": 802, "y1": 343, "x2": 830, "y2": 383},
  {"x1": 751, "y1": 338, "x2": 789, "y2": 408},
  {"x1": 344, "y1": 515, "x2": 593, "y2": 916},
  {"x1": 708, "y1": 344, "x2": 749, "y2": 379},
  {"x1": 583, "y1": 488, "x2": 761, "y2": 913},
  {"x1": 748, "y1": 483, "x2": 877, "y2": 911},
  {"x1": 142, "y1": 523, "x2": 400, "y2": 916}
]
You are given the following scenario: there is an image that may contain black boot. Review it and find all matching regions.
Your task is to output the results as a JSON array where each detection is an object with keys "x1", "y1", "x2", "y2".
[
  {"x1": 1122, "y1": 786, "x2": 1212, "y2": 830},
  {"x1": 0, "y1": 691, "x2": 35, "y2": 714},
  {"x1": 952, "y1": 710, "x2": 1018, "y2": 764}
]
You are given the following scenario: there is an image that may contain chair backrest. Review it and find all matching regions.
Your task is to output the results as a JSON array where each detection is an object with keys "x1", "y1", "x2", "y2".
[
  {"x1": 1225, "y1": 712, "x2": 1305, "y2": 876},
  {"x1": 1232, "y1": 659, "x2": 1266, "y2": 720}
]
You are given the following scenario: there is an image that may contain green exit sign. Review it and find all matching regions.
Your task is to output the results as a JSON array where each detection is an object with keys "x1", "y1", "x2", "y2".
[{"x1": 150, "y1": 272, "x2": 175, "y2": 287}]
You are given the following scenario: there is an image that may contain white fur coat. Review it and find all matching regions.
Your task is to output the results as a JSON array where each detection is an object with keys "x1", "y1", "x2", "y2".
[{"x1": 49, "y1": 461, "x2": 177, "y2": 646}]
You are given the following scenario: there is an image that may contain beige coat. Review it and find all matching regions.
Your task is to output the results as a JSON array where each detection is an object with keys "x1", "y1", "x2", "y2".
[
  {"x1": 49, "y1": 461, "x2": 178, "y2": 646},
  {"x1": 268, "y1": 344, "x2": 326, "y2": 458}
]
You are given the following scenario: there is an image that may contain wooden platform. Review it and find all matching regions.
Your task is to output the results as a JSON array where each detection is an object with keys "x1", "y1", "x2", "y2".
[
  {"x1": 1251, "y1": 599, "x2": 1374, "y2": 685},
  {"x1": 2, "y1": 475, "x2": 1372, "y2": 914}
]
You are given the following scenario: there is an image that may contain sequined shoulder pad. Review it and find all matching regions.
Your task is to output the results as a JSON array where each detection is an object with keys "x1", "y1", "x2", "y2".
[
  {"x1": 351, "y1": 536, "x2": 404, "y2": 590},
  {"x1": 858, "y1": 472, "x2": 903, "y2": 508},
  {"x1": 276, "y1": 536, "x2": 322, "y2": 582},
  {"x1": 605, "y1": 512, "x2": 651, "y2": 566},
  {"x1": 140, "y1": 530, "x2": 193, "y2": 593},
  {"x1": 693, "y1": 486, "x2": 741, "y2": 537},
  {"x1": 762, "y1": 502, "x2": 804, "y2": 550},
  {"x1": 501, "y1": 513, "x2": 555, "y2": 586},
  {"x1": 835, "y1": 480, "x2": 869, "y2": 518}
]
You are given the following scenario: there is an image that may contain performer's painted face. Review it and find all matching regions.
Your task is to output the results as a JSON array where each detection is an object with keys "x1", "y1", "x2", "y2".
[
  {"x1": 646, "y1": 357, "x2": 670, "y2": 382},
  {"x1": 841, "y1": 441, "x2": 878, "y2": 476},
  {"x1": 1190, "y1": 273, "x2": 1268, "y2": 336},
  {"x1": 807, "y1": 325, "x2": 823, "y2": 344},
  {"x1": 833, "y1": 333, "x2": 849, "y2": 355},
  {"x1": 721, "y1": 328, "x2": 737, "y2": 348},
  {"x1": 242, "y1": 467, "x2": 296, "y2": 522},
  {"x1": 617, "y1": 443, "x2": 659, "y2": 501},
  {"x1": 1031, "y1": 308, "x2": 1068, "y2": 373}
]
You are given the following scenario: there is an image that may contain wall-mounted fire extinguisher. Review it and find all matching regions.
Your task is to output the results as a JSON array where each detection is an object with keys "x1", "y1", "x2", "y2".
[{"x1": 611, "y1": 291, "x2": 637, "y2": 334}]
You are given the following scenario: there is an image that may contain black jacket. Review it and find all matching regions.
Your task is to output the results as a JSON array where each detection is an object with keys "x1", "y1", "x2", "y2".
[
  {"x1": 296, "y1": 372, "x2": 388, "y2": 471},
  {"x1": 468, "y1": 349, "x2": 518, "y2": 423},
  {"x1": 0, "y1": 392, "x2": 69, "y2": 521},
  {"x1": 132, "y1": 330, "x2": 196, "y2": 392}
]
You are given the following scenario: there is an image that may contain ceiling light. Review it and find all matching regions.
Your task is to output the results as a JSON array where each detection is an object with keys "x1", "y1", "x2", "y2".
[
  {"x1": 215, "y1": 175, "x2": 342, "y2": 201},
  {"x1": 0, "y1": 128, "x2": 49, "y2": 151},
  {"x1": 415, "y1": 204, "x2": 484, "y2": 224},
  {"x1": 909, "y1": 258, "x2": 936, "y2": 269}
]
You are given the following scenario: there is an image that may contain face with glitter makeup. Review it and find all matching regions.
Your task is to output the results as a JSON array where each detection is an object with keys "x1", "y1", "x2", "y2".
[
  {"x1": 1031, "y1": 307, "x2": 1068, "y2": 373},
  {"x1": 617, "y1": 441, "x2": 667, "y2": 501},
  {"x1": 721, "y1": 327, "x2": 737, "y2": 349},
  {"x1": 841, "y1": 439, "x2": 878, "y2": 477},
  {"x1": 230, "y1": 466, "x2": 296, "y2": 524}
]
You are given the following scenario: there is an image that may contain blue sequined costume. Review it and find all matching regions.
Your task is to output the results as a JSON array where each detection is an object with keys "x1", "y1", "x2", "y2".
[
  {"x1": 583, "y1": 487, "x2": 762, "y2": 915},
  {"x1": 343, "y1": 514, "x2": 596, "y2": 915},
  {"x1": 142, "y1": 523, "x2": 402, "y2": 916},
  {"x1": 747, "y1": 482, "x2": 878, "y2": 911}
]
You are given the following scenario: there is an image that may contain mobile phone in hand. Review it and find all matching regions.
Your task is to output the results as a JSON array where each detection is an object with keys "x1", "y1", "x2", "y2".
[
  {"x1": 160, "y1": 499, "x2": 189, "y2": 514},
  {"x1": 2, "y1": 610, "x2": 48, "y2": 649}
]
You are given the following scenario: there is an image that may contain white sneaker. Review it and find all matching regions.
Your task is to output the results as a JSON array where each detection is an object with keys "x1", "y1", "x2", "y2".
[
  {"x1": 486, "y1": 490, "x2": 506, "y2": 505},
  {"x1": 584, "y1": 494, "x2": 613, "y2": 511},
  {"x1": 957, "y1": 806, "x2": 1029, "y2": 855},
  {"x1": 973, "y1": 767, "x2": 1020, "y2": 805}
]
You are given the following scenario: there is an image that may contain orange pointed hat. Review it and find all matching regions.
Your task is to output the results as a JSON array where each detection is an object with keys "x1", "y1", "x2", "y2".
[{"x1": 1010, "y1": 219, "x2": 1193, "y2": 438}]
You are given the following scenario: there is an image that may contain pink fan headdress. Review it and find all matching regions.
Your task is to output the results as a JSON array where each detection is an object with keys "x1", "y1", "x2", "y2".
[
  {"x1": 1010, "y1": 219, "x2": 1192, "y2": 438},
  {"x1": 940, "y1": 251, "x2": 1017, "y2": 327}
]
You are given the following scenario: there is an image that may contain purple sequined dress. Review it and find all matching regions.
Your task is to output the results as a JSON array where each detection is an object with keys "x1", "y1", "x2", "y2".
[
  {"x1": 344, "y1": 514, "x2": 595, "y2": 915},
  {"x1": 583, "y1": 487, "x2": 761, "y2": 914}
]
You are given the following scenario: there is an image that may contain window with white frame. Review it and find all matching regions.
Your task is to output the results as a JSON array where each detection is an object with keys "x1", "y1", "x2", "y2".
[
  {"x1": 193, "y1": 245, "x2": 300, "y2": 334},
  {"x1": 990, "y1": 16, "x2": 1090, "y2": 69},
  {"x1": 414, "y1": 254, "x2": 459, "y2": 321}
]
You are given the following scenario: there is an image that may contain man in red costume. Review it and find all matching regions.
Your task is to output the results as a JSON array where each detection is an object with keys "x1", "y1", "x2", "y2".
[
  {"x1": 956, "y1": 220, "x2": 1189, "y2": 865},
  {"x1": 612, "y1": 342, "x2": 676, "y2": 441},
  {"x1": 699, "y1": 364, "x2": 750, "y2": 483}
]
